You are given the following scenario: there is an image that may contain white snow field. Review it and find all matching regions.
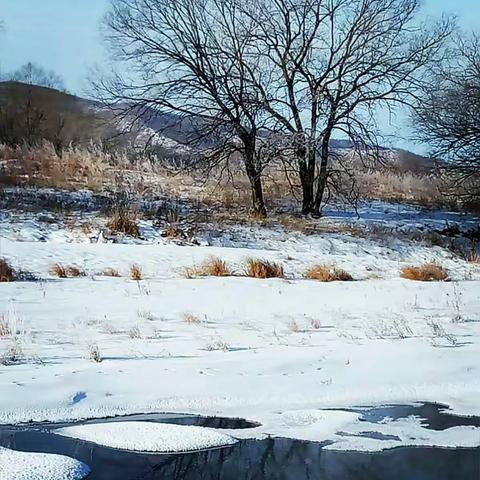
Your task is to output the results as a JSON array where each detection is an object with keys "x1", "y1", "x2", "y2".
[
  {"x1": 55, "y1": 421, "x2": 237, "y2": 452},
  {"x1": 0, "y1": 447, "x2": 90, "y2": 480},
  {"x1": 0, "y1": 199, "x2": 480, "y2": 453}
]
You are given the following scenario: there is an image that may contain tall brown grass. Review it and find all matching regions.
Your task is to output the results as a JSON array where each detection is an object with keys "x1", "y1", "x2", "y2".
[
  {"x1": 304, "y1": 263, "x2": 353, "y2": 282},
  {"x1": 49, "y1": 264, "x2": 85, "y2": 278},
  {"x1": 107, "y1": 208, "x2": 140, "y2": 238},
  {"x1": 130, "y1": 263, "x2": 143, "y2": 280},
  {"x1": 183, "y1": 257, "x2": 233, "y2": 278},
  {"x1": 0, "y1": 259, "x2": 16, "y2": 282},
  {"x1": 101, "y1": 267, "x2": 121, "y2": 277},
  {"x1": 400, "y1": 263, "x2": 448, "y2": 281},
  {"x1": 244, "y1": 258, "x2": 284, "y2": 279}
]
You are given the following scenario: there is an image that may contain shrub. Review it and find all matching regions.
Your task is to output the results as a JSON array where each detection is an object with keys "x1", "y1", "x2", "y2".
[
  {"x1": 400, "y1": 263, "x2": 448, "y2": 281},
  {"x1": 0, "y1": 259, "x2": 16, "y2": 282},
  {"x1": 304, "y1": 263, "x2": 353, "y2": 282},
  {"x1": 184, "y1": 257, "x2": 232, "y2": 278},
  {"x1": 107, "y1": 208, "x2": 140, "y2": 238},
  {"x1": 244, "y1": 258, "x2": 284, "y2": 279},
  {"x1": 101, "y1": 267, "x2": 121, "y2": 277},
  {"x1": 130, "y1": 263, "x2": 143, "y2": 281}
]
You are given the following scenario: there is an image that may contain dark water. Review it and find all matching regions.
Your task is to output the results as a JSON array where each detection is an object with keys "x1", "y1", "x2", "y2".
[{"x1": 0, "y1": 405, "x2": 479, "y2": 480}]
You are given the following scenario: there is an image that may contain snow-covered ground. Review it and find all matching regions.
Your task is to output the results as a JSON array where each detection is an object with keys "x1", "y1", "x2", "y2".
[
  {"x1": 0, "y1": 447, "x2": 89, "y2": 480},
  {"x1": 0, "y1": 194, "x2": 479, "y2": 455}
]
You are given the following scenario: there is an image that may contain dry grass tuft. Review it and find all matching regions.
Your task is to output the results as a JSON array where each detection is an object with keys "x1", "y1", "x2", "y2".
[
  {"x1": 107, "y1": 208, "x2": 140, "y2": 238},
  {"x1": 182, "y1": 312, "x2": 201, "y2": 324},
  {"x1": 468, "y1": 251, "x2": 480, "y2": 264},
  {"x1": 163, "y1": 224, "x2": 187, "y2": 240},
  {"x1": 244, "y1": 258, "x2": 284, "y2": 279},
  {"x1": 50, "y1": 264, "x2": 68, "y2": 278},
  {"x1": 49, "y1": 264, "x2": 85, "y2": 278},
  {"x1": 1, "y1": 340, "x2": 24, "y2": 366},
  {"x1": 101, "y1": 267, "x2": 121, "y2": 277},
  {"x1": 0, "y1": 259, "x2": 16, "y2": 282},
  {"x1": 206, "y1": 338, "x2": 230, "y2": 352},
  {"x1": 130, "y1": 263, "x2": 143, "y2": 281},
  {"x1": 0, "y1": 315, "x2": 11, "y2": 337},
  {"x1": 87, "y1": 344, "x2": 102, "y2": 363},
  {"x1": 304, "y1": 263, "x2": 353, "y2": 282},
  {"x1": 287, "y1": 319, "x2": 300, "y2": 332},
  {"x1": 310, "y1": 319, "x2": 322, "y2": 330},
  {"x1": 400, "y1": 263, "x2": 449, "y2": 281},
  {"x1": 128, "y1": 326, "x2": 142, "y2": 339},
  {"x1": 183, "y1": 257, "x2": 233, "y2": 278}
]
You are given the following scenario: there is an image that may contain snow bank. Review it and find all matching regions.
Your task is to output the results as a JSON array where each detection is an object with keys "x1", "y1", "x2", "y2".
[
  {"x1": 55, "y1": 421, "x2": 237, "y2": 453},
  {"x1": 0, "y1": 447, "x2": 89, "y2": 480}
]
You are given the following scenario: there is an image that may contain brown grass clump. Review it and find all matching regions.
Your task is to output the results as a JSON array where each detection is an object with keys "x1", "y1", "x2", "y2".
[
  {"x1": 50, "y1": 263, "x2": 68, "y2": 278},
  {"x1": 244, "y1": 258, "x2": 284, "y2": 279},
  {"x1": 101, "y1": 267, "x2": 121, "y2": 277},
  {"x1": 0, "y1": 259, "x2": 16, "y2": 282},
  {"x1": 468, "y1": 251, "x2": 480, "y2": 264},
  {"x1": 130, "y1": 263, "x2": 143, "y2": 281},
  {"x1": 107, "y1": 208, "x2": 140, "y2": 238},
  {"x1": 184, "y1": 257, "x2": 233, "y2": 278},
  {"x1": 49, "y1": 264, "x2": 85, "y2": 278},
  {"x1": 0, "y1": 315, "x2": 11, "y2": 337},
  {"x1": 400, "y1": 263, "x2": 449, "y2": 281},
  {"x1": 182, "y1": 312, "x2": 201, "y2": 324},
  {"x1": 304, "y1": 263, "x2": 353, "y2": 282},
  {"x1": 66, "y1": 266, "x2": 84, "y2": 277}
]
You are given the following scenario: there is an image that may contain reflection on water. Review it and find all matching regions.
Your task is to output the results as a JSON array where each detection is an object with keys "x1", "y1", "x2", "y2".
[
  {"x1": 0, "y1": 404, "x2": 479, "y2": 480},
  {"x1": 1, "y1": 430, "x2": 479, "y2": 480}
]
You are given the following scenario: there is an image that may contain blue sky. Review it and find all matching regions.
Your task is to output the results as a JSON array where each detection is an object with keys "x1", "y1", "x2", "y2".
[{"x1": 0, "y1": 0, "x2": 478, "y2": 152}]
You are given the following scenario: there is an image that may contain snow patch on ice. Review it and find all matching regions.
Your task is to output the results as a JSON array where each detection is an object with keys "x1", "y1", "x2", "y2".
[
  {"x1": 326, "y1": 415, "x2": 480, "y2": 452},
  {"x1": 55, "y1": 421, "x2": 238, "y2": 453},
  {"x1": 0, "y1": 447, "x2": 89, "y2": 480}
]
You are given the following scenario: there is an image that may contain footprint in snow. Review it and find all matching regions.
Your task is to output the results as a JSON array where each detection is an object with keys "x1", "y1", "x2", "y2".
[{"x1": 71, "y1": 391, "x2": 87, "y2": 405}]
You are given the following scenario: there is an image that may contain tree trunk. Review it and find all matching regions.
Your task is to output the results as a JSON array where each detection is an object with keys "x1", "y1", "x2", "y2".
[
  {"x1": 312, "y1": 133, "x2": 331, "y2": 217},
  {"x1": 243, "y1": 143, "x2": 267, "y2": 218},
  {"x1": 299, "y1": 160, "x2": 314, "y2": 215},
  {"x1": 297, "y1": 141, "x2": 318, "y2": 216}
]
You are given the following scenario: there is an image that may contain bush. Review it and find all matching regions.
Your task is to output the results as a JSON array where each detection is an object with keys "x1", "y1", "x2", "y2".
[
  {"x1": 303, "y1": 263, "x2": 353, "y2": 282},
  {"x1": 108, "y1": 208, "x2": 140, "y2": 238},
  {"x1": 400, "y1": 263, "x2": 448, "y2": 281},
  {"x1": 183, "y1": 257, "x2": 232, "y2": 278},
  {"x1": 0, "y1": 259, "x2": 16, "y2": 282},
  {"x1": 244, "y1": 258, "x2": 284, "y2": 279}
]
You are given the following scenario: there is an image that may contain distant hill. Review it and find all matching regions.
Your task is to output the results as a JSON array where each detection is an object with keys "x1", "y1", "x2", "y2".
[{"x1": 0, "y1": 82, "x2": 436, "y2": 171}]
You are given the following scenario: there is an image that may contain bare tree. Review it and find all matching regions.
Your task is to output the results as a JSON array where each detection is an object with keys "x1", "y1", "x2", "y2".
[
  {"x1": 414, "y1": 33, "x2": 480, "y2": 205},
  {"x1": 242, "y1": 0, "x2": 453, "y2": 216},
  {"x1": 99, "y1": 0, "x2": 276, "y2": 216},
  {"x1": 7, "y1": 62, "x2": 65, "y2": 91}
]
